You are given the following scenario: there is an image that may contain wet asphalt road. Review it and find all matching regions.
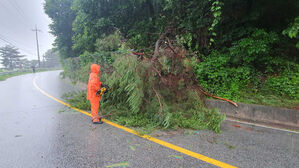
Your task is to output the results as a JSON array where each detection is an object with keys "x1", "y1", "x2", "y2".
[{"x1": 0, "y1": 71, "x2": 298, "y2": 168}]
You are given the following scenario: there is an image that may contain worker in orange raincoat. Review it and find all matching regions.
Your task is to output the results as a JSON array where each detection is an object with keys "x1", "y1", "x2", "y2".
[{"x1": 87, "y1": 64, "x2": 102, "y2": 124}]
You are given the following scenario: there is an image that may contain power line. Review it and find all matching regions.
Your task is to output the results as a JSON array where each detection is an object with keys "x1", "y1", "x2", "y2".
[
  {"x1": 11, "y1": 0, "x2": 26, "y2": 16},
  {"x1": 0, "y1": 0, "x2": 51, "y2": 61},
  {"x1": 8, "y1": 0, "x2": 24, "y2": 17},
  {"x1": 0, "y1": 34, "x2": 36, "y2": 55},
  {"x1": 5, "y1": 0, "x2": 32, "y2": 28},
  {"x1": 0, "y1": 34, "x2": 36, "y2": 57},
  {"x1": 0, "y1": 33, "x2": 35, "y2": 51}
]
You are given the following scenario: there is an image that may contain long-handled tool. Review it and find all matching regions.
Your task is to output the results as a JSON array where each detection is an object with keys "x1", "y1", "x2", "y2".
[{"x1": 96, "y1": 84, "x2": 110, "y2": 124}]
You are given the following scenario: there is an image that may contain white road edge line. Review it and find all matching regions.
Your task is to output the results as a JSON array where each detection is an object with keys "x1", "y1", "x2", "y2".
[{"x1": 226, "y1": 118, "x2": 299, "y2": 134}]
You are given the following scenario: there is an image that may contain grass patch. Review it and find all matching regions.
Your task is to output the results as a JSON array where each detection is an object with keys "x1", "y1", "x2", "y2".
[
  {"x1": 61, "y1": 91, "x2": 226, "y2": 133},
  {"x1": 238, "y1": 90, "x2": 299, "y2": 109},
  {"x1": 106, "y1": 162, "x2": 129, "y2": 168},
  {"x1": 222, "y1": 141, "x2": 236, "y2": 150},
  {"x1": 168, "y1": 155, "x2": 183, "y2": 159},
  {"x1": 0, "y1": 71, "x2": 32, "y2": 81},
  {"x1": 62, "y1": 91, "x2": 91, "y2": 110},
  {"x1": 0, "y1": 68, "x2": 62, "y2": 81},
  {"x1": 134, "y1": 125, "x2": 156, "y2": 135}
]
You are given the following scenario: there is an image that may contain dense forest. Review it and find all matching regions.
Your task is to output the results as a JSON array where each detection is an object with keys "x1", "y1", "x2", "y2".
[{"x1": 44, "y1": 0, "x2": 298, "y2": 132}]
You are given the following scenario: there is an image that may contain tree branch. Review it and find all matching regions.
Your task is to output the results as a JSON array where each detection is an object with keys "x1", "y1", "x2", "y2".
[
  {"x1": 153, "y1": 86, "x2": 163, "y2": 115},
  {"x1": 198, "y1": 87, "x2": 238, "y2": 107}
]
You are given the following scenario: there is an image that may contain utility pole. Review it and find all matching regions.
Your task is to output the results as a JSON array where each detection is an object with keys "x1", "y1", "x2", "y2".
[
  {"x1": 31, "y1": 25, "x2": 42, "y2": 68},
  {"x1": 42, "y1": 54, "x2": 45, "y2": 68}
]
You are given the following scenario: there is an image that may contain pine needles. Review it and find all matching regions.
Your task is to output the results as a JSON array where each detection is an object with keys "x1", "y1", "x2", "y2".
[{"x1": 62, "y1": 32, "x2": 226, "y2": 133}]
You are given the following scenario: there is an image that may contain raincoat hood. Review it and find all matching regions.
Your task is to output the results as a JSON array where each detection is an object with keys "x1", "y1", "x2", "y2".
[{"x1": 90, "y1": 64, "x2": 100, "y2": 74}]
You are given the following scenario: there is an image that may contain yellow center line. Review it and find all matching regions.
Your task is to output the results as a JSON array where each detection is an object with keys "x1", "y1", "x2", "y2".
[{"x1": 33, "y1": 76, "x2": 237, "y2": 168}]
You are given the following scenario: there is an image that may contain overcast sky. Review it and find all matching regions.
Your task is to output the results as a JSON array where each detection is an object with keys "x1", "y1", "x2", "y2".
[{"x1": 0, "y1": 0, "x2": 54, "y2": 61}]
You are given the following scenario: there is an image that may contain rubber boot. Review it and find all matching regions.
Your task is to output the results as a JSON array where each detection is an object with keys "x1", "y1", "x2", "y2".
[{"x1": 98, "y1": 117, "x2": 103, "y2": 124}]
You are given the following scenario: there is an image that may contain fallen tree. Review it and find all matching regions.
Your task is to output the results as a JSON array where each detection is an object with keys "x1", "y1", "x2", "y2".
[{"x1": 63, "y1": 32, "x2": 235, "y2": 133}]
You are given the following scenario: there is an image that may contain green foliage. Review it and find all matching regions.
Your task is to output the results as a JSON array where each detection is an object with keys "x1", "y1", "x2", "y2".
[
  {"x1": 79, "y1": 51, "x2": 94, "y2": 66},
  {"x1": 45, "y1": 0, "x2": 299, "y2": 58},
  {"x1": 196, "y1": 29, "x2": 298, "y2": 101},
  {"x1": 43, "y1": 49, "x2": 61, "y2": 68},
  {"x1": 0, "y1": 69, "x2": 60, "y2": 81},
  {"x1": 115, "y1": 115, "x2": 151, "y2": 128},
  {"x1": 61, "y1": 58, "x2": 90, "y2": 83},
  {"x1": 62, "y1": 32, "x2": 225, "y2": 133},
  {"x1": 264, "y1": 65, "x2": 299, "y2": 99},
  {"x1": 238, "y1": 90, "x2": 299, "y2": 108},
  {"x1": 167, "y1": 92, "x2": 225, "y2": 133},
  {"x1": 0, "y1": 45, "x2": 25, "y2": 69},
  {"x1": 196, "y1": 51, "x2": 252, "y2": 100},
  {"x1": 78, "y1": 31, "x2": 123, "y2": 66},
  {"x1": 47, "y1": 0, "x2": 299, "y2": 133},
  {"x1": 209, "y1": 0, "x2": 223, "y2": 46},
  {"x1": 96, "y1": 31, "x2": 123, "y2": 52},
  {"x1": 62, "y1": 91, "x2": 91, "y2": 110},
  {"x1": 63, "y1": 85, "x2": 225, "y2": 133},
  {"x1": 283, "y1": 16, "x2": 299, "y2": 38},
  {"x1": 229, "y1": 29, "x2": 281, "y2": 73},
  {"x1": 283, "y1": 16, "x2": 299, "y2": 48},
  {"x1": 177, "y1": 108, "x2": 225, "y2": 133},
  {"x1": 44, "y1": 0, "x2": 76, "y2": 58},
  {"x1": 0, "y1": 71, "x2": 30, "y2": 81},
  {"x1": 70, "y1": 0, "x2": 166, "y2": 51},
  {"x1": 105, "y1": 54, "x2": 145, "y2": 114}
]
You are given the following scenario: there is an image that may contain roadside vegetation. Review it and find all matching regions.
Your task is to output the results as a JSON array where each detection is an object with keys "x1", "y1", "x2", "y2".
[
  {"x1": 0, "y1": 46, "x2": 62, "y2": 81},
  {"x1": 0, "y1": 68, "x2": 62, "y2": 81},
  {"x1": 45, "y1": 0, "x2": 298, "y2": 132},
  {"x1": 0, "y1": 71, "x2": 32, "y2": 81},
  {"x1": 61, "y1": 32, "x2": 225, "y2": 133}
]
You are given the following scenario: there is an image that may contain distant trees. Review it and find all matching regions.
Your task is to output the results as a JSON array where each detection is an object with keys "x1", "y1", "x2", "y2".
[
  {"x1": 20, "y1": 58, "x2": 39, "y2": 69},
  {"x1": 0, "y1": 45, "x2": 60, "y2": 70},
  {"x1": 44, "y1": 0, "x2": 76, "y2": 59},
  {"x1": 0, "y1": 45, "x2": 25, "y2": 70},
  {"x1": 43, "y1": 49, "x2": 60, "y2": 68}
]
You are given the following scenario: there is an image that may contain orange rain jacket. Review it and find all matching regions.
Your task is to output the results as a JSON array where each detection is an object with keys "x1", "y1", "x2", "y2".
[
  {"x1": 87, "y1": 64, "x2": 102, "y2": 101},
  {"x1": 87, "y1": 64, "x2": 102, "y2": 122}
]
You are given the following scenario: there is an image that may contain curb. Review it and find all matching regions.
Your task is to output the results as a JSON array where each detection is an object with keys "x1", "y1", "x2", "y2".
[{"x1": 205, "y1": 99, "x2": 299, "y2": 130}]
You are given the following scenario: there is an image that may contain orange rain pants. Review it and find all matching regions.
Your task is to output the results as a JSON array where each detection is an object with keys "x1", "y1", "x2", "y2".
[{"x1": 87, "y1": 64, "x2": 102, "y2": 122}]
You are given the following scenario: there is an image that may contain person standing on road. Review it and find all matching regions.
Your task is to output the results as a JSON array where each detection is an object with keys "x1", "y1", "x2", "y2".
[
  {"x1": 31, "y1": 66, "x2": 35, "y2": 73},
  {"x1": 87, "y1": 64, "x2": 102, "y2": 124}
]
